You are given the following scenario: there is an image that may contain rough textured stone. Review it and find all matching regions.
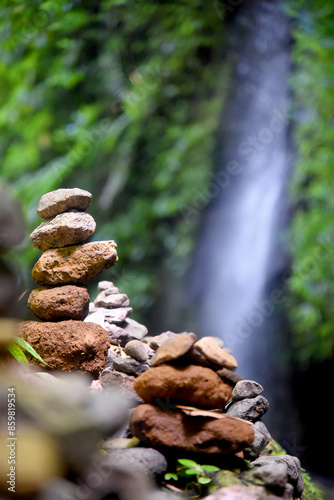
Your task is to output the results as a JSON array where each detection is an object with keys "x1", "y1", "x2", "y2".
[
  {"x1": 125, "y1": 340, "x2": 148, "y2": 362},
  {"x1": 94, "y1": 291, "x2": 130, "y2": 308},
  {"x1": 150, "y1": 332, "x2": 197, "y2": 366},
  {"x1": 134, "y1": 364, "x2": 233, "y2": 409},
  {"x1": 103, "y1": 447, "x2": 168, "y2": 477},
  {"x1": 226, "y1": 395, "x2": 269, "y2": 422},
  {"x1": 104, "y1": 318, "x2": 148, "y2": 346},
  {"x1": 243, "y1": 421, "x2": 271, "y2": 460},
  {"x1": 232, "y1": 380, "x2": 264, "y2": 400},
  {"x1": 19, "y1": 320, "x2": 110, "y2": 376},
  {"x1": 32, "y1": 241, "x2": 118, "y2": 285},
  {"x1": 130, "y1": 404, "x2": 254, "y2": 454},
  {"x1": 194, "y1": 337, "x2": 238, "y2": 370},
  {"x1": 113, "y1": 357, "x2": 150, "y2": 376},
  {"x1": 37, "y1": 188, "x2": 92, "y2": 219},
  {"x1": 253, "y1": 455, "x2": 304, "y2": 498},
  {"x1": 27, "y1": 285, "x2": 90, "y2": 321},
  {"x1": 30, "y1": 212, "x2": 96, "y2": 251},
  {"x1": 253, "y1": 463, "x2": 288, "y2": 490}
]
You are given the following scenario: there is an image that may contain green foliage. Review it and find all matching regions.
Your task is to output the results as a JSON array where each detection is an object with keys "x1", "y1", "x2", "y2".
[
  {"x1": 164, "y1": 458, "x2": 219, "y2": 497},
  {"x1": 8, "y1": 336, "x2": 49, "y2": 366},
  {"x1": 0, "y1": 0, "x2": 226, "y2": 322},
  {"x1": 287, "y1": 1, "x2": 334, "y2": 364}
]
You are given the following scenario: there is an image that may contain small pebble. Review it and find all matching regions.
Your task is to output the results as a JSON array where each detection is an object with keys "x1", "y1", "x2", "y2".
[{"x1": 124, "y1": 340, "x2": 148, "y2": 362}]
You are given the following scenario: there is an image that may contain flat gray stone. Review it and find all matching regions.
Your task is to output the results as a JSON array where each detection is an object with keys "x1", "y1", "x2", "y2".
[
  {"x1": 97, "y1": 280, "x2": 119, "y2": 292},
  {"x1": 149, "y1": 331, "x2": 177, "y2": 350},
  {"x1": 94, "y1": 292, "x2": 130, "y2": 308},
  {"x1": 106, "y1": 318, "x2": 148, "y2": 346},
  {"x1": 37, "y1": 188, "x2": 92, "y2": 219},
  {"x1": 113, "y1": 357, "x2": 150, "y2": 376},
  {"x1": 89, "y1": 306, "x2": 133, "y2": 325},
  {"x1": 232, "y1": 380, "x2": 264, "y2": 401},
  {"x1": 225, "y1": 395, "x2": 269, "y2": 421}
]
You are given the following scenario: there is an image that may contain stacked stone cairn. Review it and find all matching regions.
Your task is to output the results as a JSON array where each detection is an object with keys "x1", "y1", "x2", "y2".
[
  {"x1": 19, "y1": 188, "x2": 118, "y2": 377},
  {"x1": 106, "y1": 331, "x2": 304, "y2": 499}
]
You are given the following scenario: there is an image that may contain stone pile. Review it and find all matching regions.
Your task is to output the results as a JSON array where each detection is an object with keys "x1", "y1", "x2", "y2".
[
  {"x1": 19, "y1": 188, "x2": 118, "y2": 377},
  {"x1": 129, "y1": 332, "x2": 258, "y2": 456}
]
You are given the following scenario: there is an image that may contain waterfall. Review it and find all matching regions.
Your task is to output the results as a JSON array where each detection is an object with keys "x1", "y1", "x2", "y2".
[{"x1": 187, "y1": 0, "x2": 292, "y2": 385}]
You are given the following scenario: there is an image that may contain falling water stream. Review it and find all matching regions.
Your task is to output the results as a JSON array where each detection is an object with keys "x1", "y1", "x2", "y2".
[{"x1": 188, "y1": 0, "x2": 291, "y2": 386}]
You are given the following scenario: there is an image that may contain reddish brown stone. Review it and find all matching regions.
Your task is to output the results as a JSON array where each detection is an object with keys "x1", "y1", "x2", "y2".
[
  {"x1": 19, "y1": 320, "x2": 110, "y2": 376},
  {"x1": 129, "y1": 404, "x2": 254, "y2": 454},
  {"x1": 28, "y1": 285, "x2": 90, "y2": 321},
  {"x1": 32, "y1": 241, "x2": 118, "y2": 286},
  {"x1": 134, "y1": 364, "x2": 233, "y2": 409}
]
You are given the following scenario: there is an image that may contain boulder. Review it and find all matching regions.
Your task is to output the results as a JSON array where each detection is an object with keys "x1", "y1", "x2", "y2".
[
  {"x1": 150, "y1": 332, "x2": 197, "y2": 366},
  {"x1": 103, "y1": 447, "x2": 168, "y2": 477},
  {"x1": 37, "y1": 188, "x2": 92, "y2": 219},
  {"x1": 27, "y1": 285, "x2": 90, "y2": 321},
  {"x1": 130, "y1": 404, "x2": 254, "y2": 454},
  {"x1": 32, "y1": 241, "x2": 118, "y2": 285},
  {"x1": 134, "y1": 364, "x2": 233, "y2": 409},
  {"x1": 253, "y1": 455, "x2": 304, "y2": 498},
  {"x1": 99, "y1": 369, "x2": 141, "y2": 402},
  {"x1": 19, "y1": 320, "x2": 110, "y2": 376},
  {"x1": 30, "y1": 212, "x2": 96, "y2": 251}
]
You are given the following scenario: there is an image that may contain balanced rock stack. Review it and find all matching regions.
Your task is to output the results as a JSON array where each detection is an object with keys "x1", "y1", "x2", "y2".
[
  {"x1": 129, "y1": 332, "x2": 262, "y2": 456},
  {"x1": 19, "y1": 188, "x2": 118, "y2": 377}
]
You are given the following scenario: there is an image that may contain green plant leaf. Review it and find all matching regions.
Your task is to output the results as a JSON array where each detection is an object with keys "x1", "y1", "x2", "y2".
[
  {"x1": 14, "y1": 337, "x2": 49, "y2": 365},
  {"x1": 164, "y1": 473, "x2": 178, "y2": 481},
  {"x1": 7, "y1": 343, "x2": 29, "y2": 366},
  {"x1": 178, "y1": 459, "x2": 198, "y2": 468},
  {"x1": 198, "y1": 477, "x2": 212, "y2": 485},
  {"x1": 185, "y1": 469, "x2": 199, "y2": 476},
  {"x1": 201, "y1": 465, "x2": 220, "y2": 472}
]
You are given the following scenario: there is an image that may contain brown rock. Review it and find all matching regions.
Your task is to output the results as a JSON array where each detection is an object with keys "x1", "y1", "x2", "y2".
[
  {"x1": 30, "y1": 212, "x2": 96, "y2": 251},
  {"x1": 217, "y1": 368, "x2": 244, "y2": 386},
  {"x1": 148, "y1": 331, "x2": 177, "y2": 350},
  {"x1": 194, "y1": 337, "x2": 238, "y2": 370},
  {"x1": 27, "y1": 285, "x2": 90, "y2": 321},
  {"x1": 37, "y1": 188, "x2": 92, "y2": 219},
  {"x1": 32, "y1": 241, "x2": 118, "y2": 286},
  {"x1": 134, "y1": 364, "x2": 233, "y2": 409},
  {"x1": 150, "y1": 332, "x2": 197, "y2": 366},
  {"x1": 19, "y1": 320, "x2": 110, "y2": 376},
  {"x1": 129, "y1": 404, "x2": 254, "y2": 454}
]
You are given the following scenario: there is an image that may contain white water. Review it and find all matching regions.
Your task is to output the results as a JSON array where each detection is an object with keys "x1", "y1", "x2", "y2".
[{"x1": 187, "y1": 0, "x2": 291, "y2": 382}]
